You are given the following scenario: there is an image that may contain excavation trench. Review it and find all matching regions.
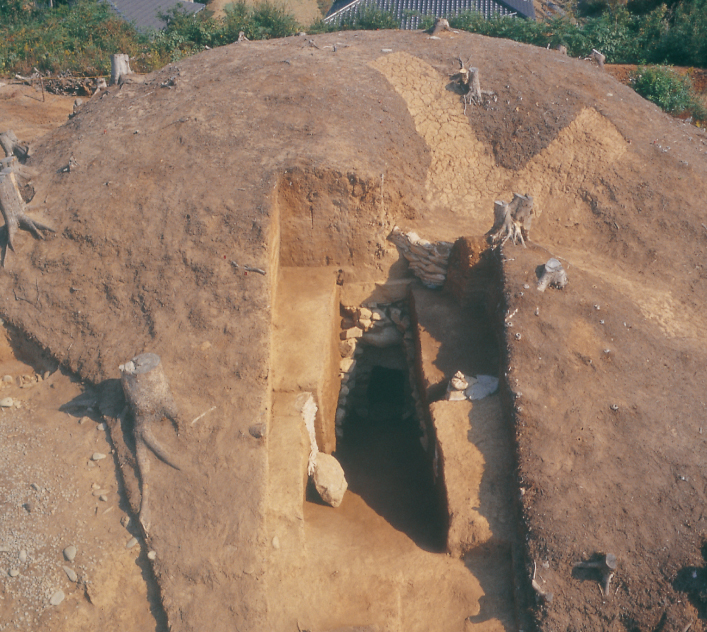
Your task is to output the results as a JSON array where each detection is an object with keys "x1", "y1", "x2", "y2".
[{"x1": 266, "y1": 171, "x2": 527, "y2": 631}]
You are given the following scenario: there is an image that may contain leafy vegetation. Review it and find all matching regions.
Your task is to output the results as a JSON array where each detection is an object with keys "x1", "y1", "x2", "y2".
[
  {"x1": 631, "y1": 65, "x2": 707, "y2": 119},
  {"x1": 1, "y1": 0, "x2": 706, "y2": 122}
]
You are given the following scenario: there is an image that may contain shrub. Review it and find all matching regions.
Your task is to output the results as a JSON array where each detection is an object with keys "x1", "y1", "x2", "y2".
[{"x1": 631, "y1": 65, "x2": 707, "y2": 120}]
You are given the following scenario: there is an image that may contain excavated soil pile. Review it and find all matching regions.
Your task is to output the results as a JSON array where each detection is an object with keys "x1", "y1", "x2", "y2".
[{"x1": 1, "y1": 29, "x2": 707, "y2": 632}]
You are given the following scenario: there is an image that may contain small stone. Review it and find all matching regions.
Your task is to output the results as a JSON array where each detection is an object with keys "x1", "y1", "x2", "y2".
[
  {"x1": 78, "y1": 416, "x2": 90, "y2": 425},
  {"x1": 249, "y1": 423, "x2": 266, "y2": 439},
  {"x1": 62, "y1": 566, "x2": 77, "y2": 582},
  {"x1": 31, "y1": 482, "x2": 40, "y2": 491},
  {"x1": 92, "y1": 490, "x2": 102, "y2": 497},
  {"x1": 120, "y1": 515, "x2": 130, "y2": 528},
  {"x1": 97, "y1": 422, "x2": 106, "y2": 431},
  {"x1": 271, "y1": 536, "x2": 280, "y2": 550},
  {"x1": 63, "y1": 545, "x2": 77, "y2": 562},
  {"x1": 1, "y1": 375, "x2": 12, "y2": 383},
  {"x1": 339, "y1": 339, "x2": 357, "y2": 358},
  {"x1": 340, "y1": 358, "x2": 356, "y2": 373},
  {"x1": 91, "y1": 483, "x2": 100, "y2": 489},
  {"x1": 23, "y1": 501, "x2": 33, "y2": 513},
  {"x1": 43, "y1": 371, "x2": 51, "y2": 380},
  {"x1": 49, "y1": 590, "x2": 65, "y2": 606},
  {"x1": 91, "y1": 453, "x2": 106, "y2": 461},
  {"x1": 357, "y1": 317, "x2": 372, "y2": 330},
  {"x1": 0, "y1": 397, "x2": 13, "y2": 408},
  {"x1": 13, "y1": 400, "x2": 21, "y2": 409},
  {"x1": 126, "y1": 537, "x2": 138, "y2": 549},
  {"x1": 147, "y1": 550, "x2": 157, "y2": 561},
  {"x1": 335, "y1": 408, "x2": 346, "y2": 424},
  {"x1": 18, "y1": 550, "x2": 27, "y2": 563},
  {"x1": 312, "y1": 453, "x2": 348, "y2": 508},
  {"x1": 340, "y1": 327, "x2": 363, "y2": 340},
  {"x1": 8, "y1": 569, "x2": 19, "y2": 577},
  {"x1": 370, "y1": 308, "x2": 386, "y2": 321},
  {"x1": 357, "y1": 307, "x2": 372, "y2": 320},
  {"x1": 339, "y1": 384, "x2": 350, "y2": 397},
  {"x1": 99, "y1": 494, "x2": 108, "y2": 502},
  {"x1": 361, "y1": 326, "x2": 403, "y2": 348}
]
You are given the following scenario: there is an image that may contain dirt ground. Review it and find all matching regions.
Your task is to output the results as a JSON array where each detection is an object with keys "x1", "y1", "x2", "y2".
[{"x1": 1, "y1": 29, "x2": 707, "y2": 632}]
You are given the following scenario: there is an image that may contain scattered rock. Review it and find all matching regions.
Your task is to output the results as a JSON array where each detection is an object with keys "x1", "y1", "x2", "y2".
[
  {"x1": 248, "y1": 423, "x2": 266, "y2": 439},
  {"x1": 312, "y1": 453, "x2": 348, "y2": 508},
  {"x1": 63, "y1": 545, "x2": 77, "y2": 562},
  {"x1": 126, "y1": 537, "x2": 138, "y2": 549},
  {"x1": 91, "y1": 452, "x2": 106, "y2": 461},
  {"x1": 340, "y1": 327, "x2": 363, "y2": 340},
  {"x1": 49, "y1": 590, "x2": 65, "y2": 606},
  {"x1": 23, "y1": 501, "x2": 33, "y2": 513},
  {"x1": 361, "y1": 326, "x2": 403, "y2": 348},
  {"x1": 147, "y1": 550, "x2": 157, "y2": 560},
  {"x1": 272, "y1": 536, "x2": 280, "y2": 550},
  {"x1": 0, "y1": 397, "x2": 13, "y2": 407},
  {"x1": 8, "y1": 568, "x2": 19, "y2": 577},
  {"x1": 63, "y1": 566, "x2": 77, "y2": 582},
  {"x1": 18, "y1": 550, "x2": 27, "y2": 563},
  {"x1": 339, "y1": 339, "x2": 357, "y2": 358},
  {"x1": 120, "y1": 515, "x2": 130, "y2": 528},
  {"x1": 78, "y1": 416, "x2": 91, "y2": 424},
  {"x1": 99, "y1": 494, "x2": 108, "y2": 502},
  {"x1": 340, "y1": 358, "x2": 356, "y2": 373}
]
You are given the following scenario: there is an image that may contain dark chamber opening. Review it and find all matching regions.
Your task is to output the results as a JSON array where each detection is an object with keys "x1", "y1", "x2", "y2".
[{"x1": 335, "y1": 365, "x2": 447, "y2": 552}]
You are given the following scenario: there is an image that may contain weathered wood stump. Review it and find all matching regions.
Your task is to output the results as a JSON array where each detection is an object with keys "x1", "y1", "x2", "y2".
[
  {"x1": 591, "y1": 49, "x2": 605, "y2": 70},
  {"x1": 536, "y1": 258, "x2": 568, "y2": 291},
  {"x1": 110, "y1": 53, "x2": 133, "y2": 85},
  {"x1": 119, "y1": 352, "x2": 181, "y2": 536},
  {"x1": 430, "y1": 17, "x2": 451, "y2": 35},
  {"x1": 0, "y1": 130, "x2": 28, "y2": 162},
  {"x1": 0, "y1": 167, "x2": 53, "y2": 267},
  {"x1": 487, "y1": 193, "x2": 534, "y2": 247}
]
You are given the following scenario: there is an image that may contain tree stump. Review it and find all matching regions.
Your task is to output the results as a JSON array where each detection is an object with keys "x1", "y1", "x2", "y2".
[
  {"x1": 469, "y1": 67, "x2": 482, "y2": 102},
  {"x1": 557, "y1": 44, "x2": 567, "y2": 55},
  {"x1": 487, "y1": 193, "x2": 534, "y2": 247},
  {"x1": 119, "y1": 353, "x2": 181, "y2": 536},
  {"x1": 0, "y1": 167, "x2": 53, "y2": 267},
  {"x1": 536, "y1": 258, "x2": 568, "y2": 292},
  {"x1": 430, "y1": 17, "x2": 451, "y2": 35},
  {"x1": 110, "y1": 54, "x2": 133, "y2": 85},
  {"x1": 591, "y1": 49, "x2": 605, "y2": 70},
  {"x1": 0, "y1": 130, "x2": 28, "y2": 162}
]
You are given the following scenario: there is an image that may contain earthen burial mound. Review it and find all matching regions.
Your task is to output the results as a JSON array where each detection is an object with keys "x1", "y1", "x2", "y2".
[{"x1": 2, "y1": 29, "x2": 707, "y2": 632}]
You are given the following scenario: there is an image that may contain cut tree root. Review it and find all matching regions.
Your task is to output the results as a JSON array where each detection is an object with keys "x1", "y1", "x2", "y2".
[
  {"x1": 0, "y1": 130, "x2": 28, "y2": 162},
  {"x1": 120, "y1": 353, "x2": 182, "y2": 537},
  {"x1": 453, "y1": 56, "x2": 495, "y2": 113},
  {"x1": 575, "y1": 553, "x2": 617, "y2": 598},
  {"x1": 110, "y1": 53, "x2": 133, "y2": 86},
  {"x1": 537, "y1": 258, "x2": 568, "y2": 292},
  {"x1": 487, "y1": 193, "x2": 535, "y2": 247},
  {"x1": 0, "y1": 167, "x2": 54, "y2": 268}
]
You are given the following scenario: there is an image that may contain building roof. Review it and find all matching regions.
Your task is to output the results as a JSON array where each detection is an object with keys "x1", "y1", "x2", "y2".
[
  {"x1": 325, "y1": 0, "x2": 535, "y2": 28},
  {"x1": 106, "y1": 0, "x2": 205, "y2": 31}
]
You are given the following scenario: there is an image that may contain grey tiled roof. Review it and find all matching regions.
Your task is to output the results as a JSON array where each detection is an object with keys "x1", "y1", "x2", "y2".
[
  {"x1": 106, "y1": 0, "x2": 205, "y2": 31},
  {"x1": 325, "y1": 0, "x2": 534, "y2": 28}
]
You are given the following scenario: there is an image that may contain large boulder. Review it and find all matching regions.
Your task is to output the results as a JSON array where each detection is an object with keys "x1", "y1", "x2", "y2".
[{"x1": 312, "y1": 453, "x2": 348, "y2": 508}]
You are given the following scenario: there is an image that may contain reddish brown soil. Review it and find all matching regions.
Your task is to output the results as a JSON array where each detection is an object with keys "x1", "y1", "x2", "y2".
[{"x1": 1, "y1": 29, "x2": 707, "y2": 632}]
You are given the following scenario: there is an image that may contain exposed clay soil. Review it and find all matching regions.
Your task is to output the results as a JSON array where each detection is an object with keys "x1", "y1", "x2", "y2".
[{"x1": 1, "y1": 28, "x2": 707, "y2": 632}]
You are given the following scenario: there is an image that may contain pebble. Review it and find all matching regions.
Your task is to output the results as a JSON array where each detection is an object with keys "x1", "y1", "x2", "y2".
[
  {"x1": 79, "y1": 416, "x2": 90, "y2": 425},
  {"x1": 272, "y1": 536, "x2": 280, "y2": 550},
  {"x1": 99, "y1": 494, "x2": 108, "y2": 502},
  {"x1": 248, "y1": 423, "x2": 266, "y2": 439},
  {"x1": 97, "y1": 422, "x2": 106, "y2": 431},
  {"x1": 120, "y1": 515, "x2": 130, "y2": 528},
  {"x1": 91, "y1": 452, "x2": 106, "y2": 461},
  {"x1": 18, "y1": 550, "x2": 27, "y2": 563},
  {"x1": 0, "y1": 397, "x2": 13, "y2": 408},
  {"x1": 43, "y1": 370, "x2": 51, "y2": 380},
  {"x1": 62, "y1": 566, "x2": 77, "y2": 582},
  {"x1": 49, "y1": 590, "x2": 65, "y2": 606},
  {"x1": 31, "y1": 482, "x2": 40, "y2": 491},
  {"x1": 63, "y1": 545, "x2": 77, "y2": 562},
  {"x1": 8, "y1": 569, "x2": 19, "y2": 577},
  {"x1": 147, "y1": 551, "x2": 157, "y2": 561},
  {"x1": 92, "y1": 490, "x2": 103, "y2": 497},
  {"x1": 126, "y1": 537, "x2": 138, "y2": 549},
  {"x1": 2, "y1": 375, "x2": 12, "y2": 383}
]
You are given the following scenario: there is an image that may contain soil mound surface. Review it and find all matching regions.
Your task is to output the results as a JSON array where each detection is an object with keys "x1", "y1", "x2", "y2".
[{"x1": 2, "y1": 29, "x2": 707, "y2": 631}]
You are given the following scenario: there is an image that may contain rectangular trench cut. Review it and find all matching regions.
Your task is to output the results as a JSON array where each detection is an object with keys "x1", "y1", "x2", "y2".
[{"x1": 265, "y1": 173, "x2": 527, "y2": 631}]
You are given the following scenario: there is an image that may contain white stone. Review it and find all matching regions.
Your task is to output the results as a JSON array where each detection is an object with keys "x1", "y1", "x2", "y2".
[
  {"x1": 49, "y1": 590, "x2": 65, "y2": 606},
  {"x1": 335, "y1": 408, "x2": 346, "y2": 424},
  {"x1": 340, "y1": 327, "x2": 363, "y2": 340},
  {"x1": 371, "y1": 308, "x2": 386, "y2": 321},
  {"x1": 91, "y1": 453, "x2": 106, "y2": 461},
  {"x1": 312, "y1": 453, "x2": 348, "y2": 508},
  {"x1": 339, "y1": 339, "x2": 357, "y2": 358},
  {"x1": 339, "y1": 384, "x2": 350, "y2": 397},
  {"x1": 147, "y1": 551, "x2": 157, "y2": 560},
  {"x1": 361, "y1": 326, "x2": 403, "y2": 348},
  {"x1": 0, "y1": 397, "x2": 13, "y2": 408},
  {"x1": 357, "y1": 317, "x2": 372, "y2": 330},
  {"x1": 340, "y1": 358, "x2": 356, "y2": 373},
  {"x1": 63, "y1": 566, "x2": 77, "y2": 582},
  {"x1": 63, "y1": 545, "x2": 77, "y2": 562},
  {"x1": 357, "y1": 307, "x2": 372, "y2": 320}
]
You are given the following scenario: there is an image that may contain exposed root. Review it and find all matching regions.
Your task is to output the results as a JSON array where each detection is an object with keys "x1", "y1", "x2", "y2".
[{"x1": 486, "y1": 193, "x2": 534, "y2": 248}]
